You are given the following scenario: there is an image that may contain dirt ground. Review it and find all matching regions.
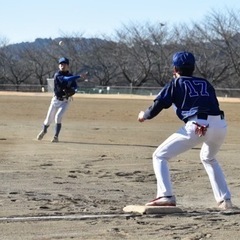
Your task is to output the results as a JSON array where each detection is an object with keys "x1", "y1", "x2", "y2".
[{"x1": 0, "y1": 92, "x2": 240, "y2": 240}]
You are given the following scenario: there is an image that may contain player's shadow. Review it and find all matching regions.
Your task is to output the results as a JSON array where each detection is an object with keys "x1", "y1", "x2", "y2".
[
  {"x1": 60, "y1": 141, "x2": 204, "y2": 150},
  {"x1": 60, "y1": 141, "x2": 157, "y2": 148}
]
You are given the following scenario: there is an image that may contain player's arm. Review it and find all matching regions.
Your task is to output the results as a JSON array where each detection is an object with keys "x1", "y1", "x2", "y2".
[
  {"x1": 138, "y1": 99, "x2": 164, "y2": 122},
  {"x1": 138, "y1": 83, "x2": 173, "y2": 122},
  {"x1": 62, "y1": 75, "x2": 80, "y2": 82}
]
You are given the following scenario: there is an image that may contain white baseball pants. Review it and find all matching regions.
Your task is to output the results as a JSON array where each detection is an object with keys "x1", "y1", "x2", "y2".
[
  {"x1": 152, "y1": 115, "x2": 231, "y2": 203},
  {"x1": 43, "y1": 97, "x2": 70, "y2": 125}
]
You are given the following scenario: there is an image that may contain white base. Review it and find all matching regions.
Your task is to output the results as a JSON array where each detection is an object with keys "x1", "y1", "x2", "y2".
[{"x1": 123, "y1": 205, "x2": 183, "y2": 214}]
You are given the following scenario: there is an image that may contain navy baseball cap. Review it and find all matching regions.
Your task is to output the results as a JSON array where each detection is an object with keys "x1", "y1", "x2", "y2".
[
  {"x1": 58, "y1": 57, "x2": 69, "y2": 64},
  {"x1": 172, "y1": 51, "x2": 195, "y2": 68}
]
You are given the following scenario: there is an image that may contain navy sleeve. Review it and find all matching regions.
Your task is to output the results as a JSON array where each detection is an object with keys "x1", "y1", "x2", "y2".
[
  {"x1": 143, "y1": 82, "x2": 174, "y2": 120},
  {"x1": 54, "y1": 72, "x2": 78, "y2": 97},
  {"x1": 63, "y1": 75, "x2": 80, "y2": 82}
]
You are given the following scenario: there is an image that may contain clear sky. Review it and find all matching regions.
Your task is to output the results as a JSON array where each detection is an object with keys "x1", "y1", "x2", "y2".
[{"x1": 1, "y1": 0, "x2": 239, "y2": 44}]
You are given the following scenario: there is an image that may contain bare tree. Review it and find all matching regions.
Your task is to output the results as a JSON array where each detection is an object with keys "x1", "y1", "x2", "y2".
[
  {"x1": 83, "y1": 38, "x2": 121, "y2": 86},
  {"x1": 1, "y1": 9, "x2": 240, "y2": 93},
  {"x1": 22, "y1": 43, "x2": 55, "y2": 88},
  {"x1": 0, "y1": 37, "x2": 10, "y2": 83},
  {"x1": 0, "y1": 46, "x2": 33, "y2": 90},
  {"x1": 170, "y1": 23, "x2": 230, "y2": 86},
  {"x1": 114, "y1": 23, "x2": 156, "y2": 88},
  {"x1": 192, "y1": 9, "x2": 240, "y2": 87},
  {"x1": 146, "y1": 22, "x2": 173, "y2": 85}
]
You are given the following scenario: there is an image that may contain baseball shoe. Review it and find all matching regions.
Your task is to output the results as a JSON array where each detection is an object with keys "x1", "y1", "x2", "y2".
[
  {"x1": 145, "y1": 196, "x2": 176, "y2": 206},
  {"x1": 37, "y1": 130, "x2": 45, "y2": 140},
  {"x1": 51, "y1": 136, "x2": 59, "y2": 143},
  {"x1": 218, "y1": 199, "x2": 233, "y2": 210}
]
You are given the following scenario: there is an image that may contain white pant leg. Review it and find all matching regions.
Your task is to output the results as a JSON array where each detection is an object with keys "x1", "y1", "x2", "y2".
[
  {"x1": 43, "y1": 97, "x2": 70, "y2": 125},
  {"x1": 200, "y1": 117, "x2": 231, "y2": 202},
  {"x1": 55, "y1": 100, "x2": 69, "y2": 123},
  {"x1": 153, "y1": 116, "x2": 230, "y2": 202},
  {"x1": 43, "y1": 97, "x2": 58, "y2": 126},
  {"x1": 153, "y1": 123, "x2": 202, "y2": 197}
]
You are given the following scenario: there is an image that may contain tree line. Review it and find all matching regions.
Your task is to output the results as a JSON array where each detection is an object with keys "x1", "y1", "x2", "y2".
[{"x1": 0, "y1": 9, "x2": 240, "y2": 92}]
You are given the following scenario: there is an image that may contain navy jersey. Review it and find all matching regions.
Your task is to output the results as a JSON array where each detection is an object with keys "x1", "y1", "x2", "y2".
[
  {"x1": 54, "y1": 71, "x2": 78, "y2": 98},
  {"x1": 144, "y1": 76, "x2": 222, "y2": 122}
]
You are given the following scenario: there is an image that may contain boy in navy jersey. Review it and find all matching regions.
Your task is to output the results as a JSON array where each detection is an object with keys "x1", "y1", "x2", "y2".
[{"x1": 138, "y1": 51, "x2": 232, "y2": 210}]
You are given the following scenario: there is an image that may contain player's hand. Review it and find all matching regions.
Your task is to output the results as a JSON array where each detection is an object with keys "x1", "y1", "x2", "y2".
[
  {"x1": 138, "y1": 111, "x2": 145, "y2": 122},
  {"x1": 80, "y1": 71, "x2": 89, "y2": 81}
]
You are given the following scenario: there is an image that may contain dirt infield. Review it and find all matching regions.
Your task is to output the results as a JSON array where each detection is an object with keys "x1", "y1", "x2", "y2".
[{"x1": 0, "y1": 92, "x2": 240, "y2": 240}]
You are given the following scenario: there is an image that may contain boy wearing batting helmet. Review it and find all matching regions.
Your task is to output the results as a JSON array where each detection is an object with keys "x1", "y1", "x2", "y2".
[{"x1": 138, "y1": 51, "x2": 233, "y2": 210}]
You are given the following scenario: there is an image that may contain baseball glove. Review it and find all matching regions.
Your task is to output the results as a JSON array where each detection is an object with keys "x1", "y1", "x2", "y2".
[{"x1": 63, "y1": 87, "x2": 76, "y2": 97}]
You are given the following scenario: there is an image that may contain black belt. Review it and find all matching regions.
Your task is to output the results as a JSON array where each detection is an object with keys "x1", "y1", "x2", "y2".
[
  {"x1": 196, "y1": 113, "x2": 208, "y2": 120},
  {"x1": 184, "y1": 111, "x2": 224, "y2": 123},
  {"x1": 56, "y1": 96, "x2": 68, "y2": 101}
]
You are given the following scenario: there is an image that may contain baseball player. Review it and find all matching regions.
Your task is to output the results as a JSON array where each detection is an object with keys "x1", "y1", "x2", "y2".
[
  {"x1": 37, "y1": 57, "x2": 81, "y2": 142},
  {"x1": 138, "y1": 51, "x2": 232, "y2": 210}
]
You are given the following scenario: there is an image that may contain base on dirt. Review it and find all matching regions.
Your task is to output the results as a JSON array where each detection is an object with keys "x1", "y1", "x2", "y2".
[{"x1": 123, "y1": 205, "x2": 183, "y2": 214}]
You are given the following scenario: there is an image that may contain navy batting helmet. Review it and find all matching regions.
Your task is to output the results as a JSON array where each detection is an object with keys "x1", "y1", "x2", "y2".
[
  {"x1": 58, "y1": 57, "x2": 69, "y2": 65},
  {"x1": 172, "y1": 51, "x2": 195, "y2": 68}
]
